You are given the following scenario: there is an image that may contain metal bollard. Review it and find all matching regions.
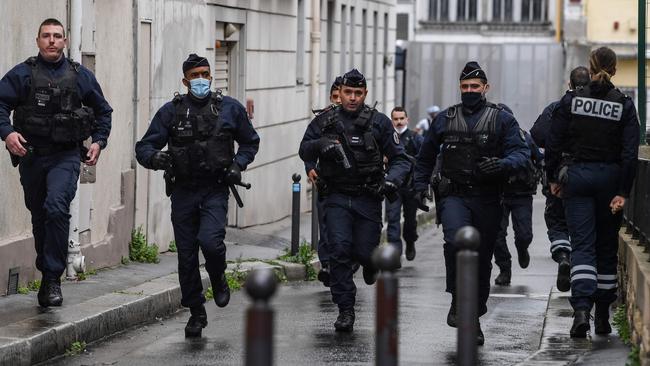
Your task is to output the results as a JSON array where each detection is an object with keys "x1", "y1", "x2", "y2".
[
  {"x1": 455, "y1": 226, "x2": 481, "y2": 366},
  {"x1": 372, "y1": 244, "x2": 401, "y2": 366},
  {"x1": 291, "y1": 173, "x2": 301, "y2": 256},
  {"x1": 311, "y1": 186, "x2": 319, "y2": 252},
  {"x1": 245, "y1": 268, "x2": 278, "y2": 366}
]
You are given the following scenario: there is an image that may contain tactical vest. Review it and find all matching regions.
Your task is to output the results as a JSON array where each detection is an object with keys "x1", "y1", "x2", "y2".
[
  {"x1": 568, "y1": 85, "x2": 626, "y2": 163},
  {"x1": 318, "y1": 106, "x2": 383, "y2": 187},
  {"x1": 13, "y1": 57, "x2": 94, "y2": 144},
  {"x1": 440, "y1": 103, "x2": 500, "y2": 186},
  {"x1": 168, "y1": 92, "x2": 234, "y2": 179}
]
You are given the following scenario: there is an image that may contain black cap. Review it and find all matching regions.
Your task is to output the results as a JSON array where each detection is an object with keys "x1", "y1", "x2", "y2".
[
  {"x1": 460, "y1": 61, "x2": 487, "y2": 82},
  {"x1": 330, "y1": 76, "x2": 343, "y2": 93},
  {"x1": 342, "y1": 69, "x2": 367, "y2": 88},
  {"x1": 182, "y1": 53, "x2": 210, "y2": 74}
]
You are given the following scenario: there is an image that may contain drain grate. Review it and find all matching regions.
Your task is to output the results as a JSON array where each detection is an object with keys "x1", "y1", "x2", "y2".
[{"x1": 7, "y1": 267, "x2": 19, "y2": 295}]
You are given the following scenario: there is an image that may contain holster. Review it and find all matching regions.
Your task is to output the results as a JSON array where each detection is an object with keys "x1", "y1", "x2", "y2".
[{"x1": 164, "y1": 170, "x2": 175, "y2": 197}]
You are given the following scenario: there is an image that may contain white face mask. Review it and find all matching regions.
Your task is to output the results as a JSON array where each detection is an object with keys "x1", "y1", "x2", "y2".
[{"x1": 395, "y1": 126, "x2": 408, "y2": 134}]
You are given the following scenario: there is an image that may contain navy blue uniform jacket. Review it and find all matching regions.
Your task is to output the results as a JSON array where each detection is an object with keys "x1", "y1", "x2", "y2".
[
  {"x1": 413, "y1": 103, "x2": 531, "y2": 192},
  {"x1": 135, "y1": 92, "x2": 260, "y2": 170},
  {"x1": 0, "y1": 54, "x2": 112, "y2": 146},
  {"x1": 299, "y1": 106, "x2": 411, "y2": 186}
]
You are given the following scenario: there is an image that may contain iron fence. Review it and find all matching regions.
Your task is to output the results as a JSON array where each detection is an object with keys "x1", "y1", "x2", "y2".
[{"x1": 623, "y1": 159, "x2": 650, "y2": 255}]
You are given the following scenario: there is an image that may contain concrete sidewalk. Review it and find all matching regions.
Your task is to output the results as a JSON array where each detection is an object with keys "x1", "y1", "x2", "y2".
[
  {"x1": 518, "y1": 288, "x2": 631, "y2": 365},
  {"x1": 0, "y1": 213, "x2": 313, "y2": 366}
]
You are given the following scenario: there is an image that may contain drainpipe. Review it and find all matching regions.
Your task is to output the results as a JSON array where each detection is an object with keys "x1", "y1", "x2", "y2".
[
  {"x1": 310, "y1": 0, "x2": 321, "y2": 109},
  {"x1": 66, "y1": 0, "x2": 86, "y2": 280}
]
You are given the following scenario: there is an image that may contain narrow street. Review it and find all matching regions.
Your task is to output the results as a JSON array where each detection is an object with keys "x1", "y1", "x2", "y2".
[{"x1": 43, "y1": 194, "x2": 556, "y2": 365}]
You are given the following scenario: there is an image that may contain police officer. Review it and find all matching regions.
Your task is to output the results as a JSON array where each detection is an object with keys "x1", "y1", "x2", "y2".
[
  {"x1": 135, "y1": 54, "x2": 260, "y2": 337},
  {"x1": 306, "y1": 76, "x2": 343, "y2": 287},
  {"x1": 546, "y1": 47, "x2": 639, "y2": 338},
  {"x1": 299, "y1": 69, "x2": 409, "y2": 332},
  {"x1": 385, "y1": 106, "x2": 423, "y2": 260},
  {"x1": 413, "y1": 62, "x2": 530, "y2": 345},
  {"x1": 493, "y1": 104, "x2": 542, "y2": 286},
  {"x1": 530, "y1": 66, "x2": 591, "y2": 292},
  {"x1": 0, "y1": 18, "x2": 112, "y2": 307}
]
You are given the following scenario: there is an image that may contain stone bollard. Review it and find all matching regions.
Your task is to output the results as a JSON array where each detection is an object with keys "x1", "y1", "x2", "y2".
[
  {"x1": 245, "y1": 268, "x2": 278, "y2": 366},
  {"x1": 372, "y1": 244, "x2": 401, "y2": 366},
  {"x1": 455, "y1": 226, "x2": 480, "y2": 366}
]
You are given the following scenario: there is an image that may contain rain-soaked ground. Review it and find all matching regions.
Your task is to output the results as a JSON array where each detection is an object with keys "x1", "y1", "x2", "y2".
[{"x1": 43, "y1": 195, "x2": 557, "y2": 365}]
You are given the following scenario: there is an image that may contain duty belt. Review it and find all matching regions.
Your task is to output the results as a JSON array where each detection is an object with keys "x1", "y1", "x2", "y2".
[
  {"x1": 30, "y1": 143, "x2": 78, "y2": 156},
  {"x1": 329, "y1": 182, "x2": 382, "y2": 198}
]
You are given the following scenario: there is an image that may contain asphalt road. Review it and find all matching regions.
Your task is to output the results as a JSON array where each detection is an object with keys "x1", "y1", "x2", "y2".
[{"x1": 43, "y1": 194, "x2": 557, "y2": 366}]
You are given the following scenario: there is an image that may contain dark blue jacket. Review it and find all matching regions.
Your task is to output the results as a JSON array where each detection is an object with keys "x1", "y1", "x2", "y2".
[
  {"x1": 0, "y1": 54, "x2": 112, "y2": 146},
  {"x1": 135, "y1": 92, "x2": 260, "y2": 171},
  {"x1": 413, "y1": 102, "x2": 531, "y2": 192},
  {"x1": 299, "y1": 106, "x2": 410, "y2": 186},
  {"x1": 545, "y1": 83, "x2": 639, "y2": 197},
  {"x1": 529, "y1": 100, "x2": 560, "y2": 149}
]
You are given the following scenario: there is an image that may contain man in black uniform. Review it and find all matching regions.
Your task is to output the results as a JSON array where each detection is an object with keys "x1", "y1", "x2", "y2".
[
  {"x1": 493, "y1": 104, "x2": 543, "y2": 285},
  {"x1": 299, "y1": 69, "x2": 409, "y2": 332},
  {"x1": 0, "y1": 18, "x2": 112, "y2": 307},
  {"x1": 413, "y1": 62, "x2": 530, "y2": 344},
  {"x1": 385, "y1": 106, "x2": 423, "y2": 260},
  {"x1": 306, "y1": 76, "x2": 342, "y2": 286},
  {"x1": 135, "y1": 54, "x2": 260, "y2": 337},
  {"x1": 530, "y1": 66, "x2": 590, "y2": 292}
]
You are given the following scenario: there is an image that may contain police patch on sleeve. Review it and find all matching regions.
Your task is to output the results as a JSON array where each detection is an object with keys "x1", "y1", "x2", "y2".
[
  {"x1": 393, "y1": 131, "x2": 400, "y2": 145},
  {"x1": 571, "y1": 97, "x2": 623, "y2": 121}
]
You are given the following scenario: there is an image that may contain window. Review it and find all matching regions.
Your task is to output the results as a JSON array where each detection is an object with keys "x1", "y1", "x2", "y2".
[
  {"x1": 429, "y1": 0, "x2": 449, "y2": 21},
  {"x1": 396, "y1": 13, "x2": 409, "y2": 40},
  {"x1": 456, "y1": 0, "x2": 477, "y2": 21},
  {"x1": 521, "y1": 0, "x2": 547, "y2": 22},
  {"x1": 493, "y1": 0, "x2": 513, "y2": 21}
]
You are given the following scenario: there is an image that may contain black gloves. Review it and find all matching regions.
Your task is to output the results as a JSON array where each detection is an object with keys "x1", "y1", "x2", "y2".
[
  {"x1": 318, "y1": 137, "x2": 340, "y2": 159},
  {"x1": 476, "y1": 157, "x2": 503, "y2": 176},
  {"x1": 382, "y1": 180, "x2": 399, "y2": 195},
  {"x1": 413, "y1": 191, "x2": 430, "y2": 212},
  {"x1": 225, "y1": 162, "x2": 242, "y2": 185},
  {"x1": 151, "y1": 151, "x2": 172, "y2": 170}
]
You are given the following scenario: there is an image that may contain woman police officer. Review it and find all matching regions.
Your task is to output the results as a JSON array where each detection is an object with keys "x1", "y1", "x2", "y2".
[{"x1": 545, "y1": 47, "x2": 640, "y2": 338}]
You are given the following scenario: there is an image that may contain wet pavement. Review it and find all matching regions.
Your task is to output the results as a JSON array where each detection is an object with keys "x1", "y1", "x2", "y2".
[{"x1": 43, "y1": 195, "x2": 559, "y2": 366}]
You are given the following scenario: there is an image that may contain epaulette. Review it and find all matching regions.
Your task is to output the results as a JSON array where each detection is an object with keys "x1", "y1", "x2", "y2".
[
  {"x1": 172, "y1": 92, "x2": 184, "y2": 104},
  {"x1": 24, "y1": 57, "x2": 37, "y2": 67}
]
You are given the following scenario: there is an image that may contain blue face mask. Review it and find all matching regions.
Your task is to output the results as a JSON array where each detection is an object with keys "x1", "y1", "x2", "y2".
[{"x1": 188, "y1": 78, "x2": 211, "y2": 98}]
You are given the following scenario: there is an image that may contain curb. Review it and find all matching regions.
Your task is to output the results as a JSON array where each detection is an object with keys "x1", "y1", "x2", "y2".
[
  {"x1": 0, "y1": 261, "x2": 312, "y2": 366},
  {"x1": 516, "y1": 288, "x2": 592, "y2": 365}
]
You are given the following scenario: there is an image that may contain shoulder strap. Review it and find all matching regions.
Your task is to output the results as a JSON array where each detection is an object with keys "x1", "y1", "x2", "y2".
[
  {"x1": 355, "y1": 105, "x2": 375, "y2": 130},
  {"x1": 172, "y1": 93, "x2": 184, "y2": 105},
  {"x1": 445, "y1": 104, "x2": 467, "y2": 133},
  {"x1": 318, "y1": 106, "x2": 339, "y2": 132},
  {"x1": 67, "y1": 58, "x2": 81, "y2": 73},
  {"x1": 24, "y1": 57, "x2": 37, "y2": 67}
]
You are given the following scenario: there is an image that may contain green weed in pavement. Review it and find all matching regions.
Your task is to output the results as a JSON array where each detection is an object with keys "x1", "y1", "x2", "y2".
[
  {"x1": 129, "y1": 226, "x2": 159, "y2": 263},
  {"x1": 278, "y1": 241, "x2": 317, "y2": 280},
  {"x1": 65, "y1": 341, "x2": 86, "y2": 357}
]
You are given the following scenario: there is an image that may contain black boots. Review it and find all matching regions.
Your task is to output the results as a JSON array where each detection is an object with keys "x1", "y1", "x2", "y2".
[
  {"x1": 447, "y1": 297, "x2": 457, "y2": 328},
  {"x1": 362, "y1": 266, "x2": 377, "y2": 285},
  {"x1": 213, "y1": 274, "x2": 230, "y2": 308},
  {"x1": 37, "y1": 278, "x2": 63, "y2": 308},
  {"x1": 594, "y1": 303, "x2": 612, "y2": 335},
  {"x1": 405, "y1": 241, "x2": 416, "y2": 261},
  {"x1": 185, "y1": 305, "x2": 208, "y2": 338},
  {"x1": 555, "y1": 251, "x2": 571, "y2": 292},
  {"x1": 517, "y1": 247, "x2": 530, "y2": 269},
  {"x1": 570, "y1": 310, "x2": 592, "y2": 338},
  {"x1": 494, "y1": 268, "x2": 512, "y2": 286},
  {"x1": 334, "y1": 308, "x2": 355, "y2": 332}
]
